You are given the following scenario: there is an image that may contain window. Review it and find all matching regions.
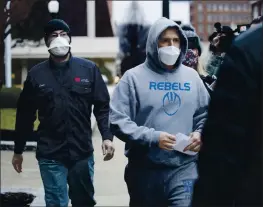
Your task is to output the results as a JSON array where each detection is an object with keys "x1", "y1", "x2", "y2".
[
  {"x1": 231, "y1": 14, "x2": 235, "y2": 22},
  {"x1": 219, "y1": 15, "x2": 224, "y2": 22},
  {"x1": 231, "y1": 3, "x2": 236, "y2": 11},
  {"x1": 207, "y1": 14, "x2": 212, "y2": 22},
  {"x1": 198, "y1": 24, "x2": 204, "y2": 33},
  {"x1": 213, "y1": 3, "x2": 217, "y2": 11},
  {"x1": 243, "y1": 3, "x2": 248, "y2": 12},
  {"x1": 199, "y1": 35, "x2": 204, "y2": 41},
  {"x1": 237, "y1": 4, "x2": 241, "y2": 12},
  {"x1": 198, "y1": 3, "x2": 203, "y2": 11},
  {"x1": 212, "y1": 14, "x2": 218, "y2": 22},
  {"x1": 198, "y1": 13, "x2": 204, "y2": 22},
  {"x1": 243, "y1": 15, "x2": 249, "y2": 22},
  {"x1": 206, "y1": 3, "x2": 212, "y2": 11},
  {"x1": 234, "y1": 15, "x2": 239, "y2": 23},
  {"x1": 253, "y1": 6, "x2": 259, "y2": 19},
  {"x1": 238, "y1": 15, "x2": 242, "y2": 22},
  {"x1": 219, "y1": 4, "x2": 223, "y2": 11},
  {"x1": 240, "y1": 15, "x2": 245, "y2": 23},
  {"x1": 223, "y1": 14, "x2": 228, "y2": 22},
  {"x1": 207, "y1": 24, "x2": 213, "y2": 34},
  {"x1": 226, "y1": 14, "x2": 231, "y2": 22},
  {"x1": 224, "y1": 3, "x2": 229, "y2": 11}
]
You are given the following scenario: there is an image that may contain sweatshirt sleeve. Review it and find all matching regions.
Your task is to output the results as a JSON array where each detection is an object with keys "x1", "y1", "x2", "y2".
[
  {"x1": 92, "y1": 65, "x2": 113, "y2": 141},
  {"x1": 109, "y1": 74, "x2": 161, "y2": 147},
  {"x1": 193, "y1": 76, "x2": 210, "y2": 133},
  {"x1": 14, "y1": 73, "x2": 37, "y2": 154}
]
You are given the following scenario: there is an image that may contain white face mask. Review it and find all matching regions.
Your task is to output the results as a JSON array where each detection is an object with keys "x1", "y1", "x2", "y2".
[
  {"x1": 48, "y1": 36, "x2": 71, "y2": 57},
  {"x1": 158, "y1": 46, "x2": 181, "y2": 66}
]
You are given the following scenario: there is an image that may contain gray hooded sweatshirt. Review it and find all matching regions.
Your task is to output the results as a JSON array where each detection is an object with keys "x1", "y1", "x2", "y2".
[{"x1": 110, "y1": 17, "x2": 210, "y2": 167}]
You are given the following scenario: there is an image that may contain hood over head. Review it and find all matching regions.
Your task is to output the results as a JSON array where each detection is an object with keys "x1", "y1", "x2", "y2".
[{"x1": 145, "y1": 17, "x2": 188, "y2": 73}]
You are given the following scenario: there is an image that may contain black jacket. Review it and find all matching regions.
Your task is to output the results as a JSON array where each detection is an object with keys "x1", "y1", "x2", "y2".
[
  {"x1": 192, "y1": 25, "x2": 263, "y2": 206},
  {"x1": 14, "y1": 56, "x2": 113, "y2": 163},
  {"x1": 200, "y1": 75, "x2": 216, "y2": 96}
]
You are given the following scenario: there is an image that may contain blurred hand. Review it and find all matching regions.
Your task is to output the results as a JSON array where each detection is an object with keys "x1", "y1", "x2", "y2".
[
  {"x1": 158, "y1": 132, "x2": 176, "y2": 151},
  {"x1": 102, "y1": 140, "x2": 115, "y2": 161},
  {"x1": 184, "y1": 132, "x2": 202, "y2": 152},
  {"x1": 12, "y1": 153, "x2": 23, "y2": 173}
]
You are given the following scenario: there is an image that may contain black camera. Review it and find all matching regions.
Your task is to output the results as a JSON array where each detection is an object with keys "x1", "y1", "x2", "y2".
[
  {"x1": 208, "y1": 22, "x2": 236, "y2": 54},
  {"x1": 236, "y1": 24, "x2": 250, "y2": 33}
]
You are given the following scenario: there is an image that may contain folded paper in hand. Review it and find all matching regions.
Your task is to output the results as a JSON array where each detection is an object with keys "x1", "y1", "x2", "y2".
[{"x1": 173, "y1": 133, "x2": 198, "y2": 156}]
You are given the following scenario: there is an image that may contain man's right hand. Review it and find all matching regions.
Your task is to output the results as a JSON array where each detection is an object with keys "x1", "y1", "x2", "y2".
[
  {"x1": 12, "y1": 153, "x2": 23, "y2": 173},
  {"x1": 158, "y1": 132, "x2": 176, "y2": 151}
]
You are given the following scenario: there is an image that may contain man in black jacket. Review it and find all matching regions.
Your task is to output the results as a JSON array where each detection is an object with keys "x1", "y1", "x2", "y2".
[
  {"x1": 192, "y1": 24, "x2": 262, "y2": 206},
  {"x1": 11, "y1": 19, "x2": 114, "y2": 207}
]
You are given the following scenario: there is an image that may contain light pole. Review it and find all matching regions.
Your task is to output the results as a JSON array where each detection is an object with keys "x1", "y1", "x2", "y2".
[
  {"x1": 162, "y1": 0, "x2": 170, "y2": 19},
  {"x1": 87, "y1": 0, "x2": 95, "y2": 37},
  {"x1": 48, "y1": 0, "x2": 59, "y2": 19},
  {"x1": 4, "y1": 0, "x2": 12, "y2": 88}
]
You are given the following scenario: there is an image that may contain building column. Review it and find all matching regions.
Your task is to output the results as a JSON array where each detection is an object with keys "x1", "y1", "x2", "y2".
[
  {"x1": 4, "y1": 1, "x2": 12, "y2": 88},
  {"x1": 21, "y1": 65, "x2": 27, "y2": 85},
  {"x1": 87, "y1": 0, "x2": 95, "y2": 37}
]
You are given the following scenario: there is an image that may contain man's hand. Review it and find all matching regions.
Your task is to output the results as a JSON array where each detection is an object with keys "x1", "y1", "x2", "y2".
[
  {"x1": 184, "y1": 132, "x2": 202, "y2": 152},
  {"x1": 102, "y1": 140, "x2": 115, "y2": 161},
  {"x1": 158, "y1": 132, "x2": 176, "y2": 151},
  {"x1": 12, "y1": 153, "x2": 23, "y2": 173}
]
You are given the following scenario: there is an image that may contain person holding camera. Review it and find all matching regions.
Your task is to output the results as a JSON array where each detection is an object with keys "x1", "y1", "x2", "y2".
[{"x1": 206, "y1": 23, "x2": 236, "y2": 78}]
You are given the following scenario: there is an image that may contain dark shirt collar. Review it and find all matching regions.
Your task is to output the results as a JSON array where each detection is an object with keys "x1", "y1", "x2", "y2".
[{"x1": 49, "y1": 53, "x2": 72, "y2": 69}]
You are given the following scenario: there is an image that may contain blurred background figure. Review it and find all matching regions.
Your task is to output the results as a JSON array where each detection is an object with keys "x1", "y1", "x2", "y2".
[
  {"x1": 181, "y1": 24, "x2": 215, "y2": 94},
  {"x1": 181, "y1": 24, "x2": 202, "y2": 57},
  {"x1": 206, "y1": 23, "x2": 236, "y2": 77},
  {"x1": 115, "y1": 1, "x2": 151, "y2": 81}
]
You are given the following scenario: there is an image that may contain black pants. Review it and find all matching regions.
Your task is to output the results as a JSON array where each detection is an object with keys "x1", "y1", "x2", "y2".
[
  {"x1": 125, "y1": 161, "x2": 197, "y2": 207},
  {"x1": 38, "y1": 155, "x2": 96, "y2": 207}
]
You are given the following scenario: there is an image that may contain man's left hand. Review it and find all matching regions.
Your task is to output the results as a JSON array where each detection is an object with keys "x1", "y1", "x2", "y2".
[
  {"x1": 102, "y1": 140, "x2": 115, "y2": 161},
  {"x1": 184, "y1": 132, "x2": 202, "y2": 152}
]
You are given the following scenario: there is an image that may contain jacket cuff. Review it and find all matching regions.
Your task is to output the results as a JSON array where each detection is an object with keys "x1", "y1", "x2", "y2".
[
  {"x1": 14, "y1": 147, "x2": 24, "y2": 155},
  {"x1": 150, "y1": 131, "x2": 161, "y2": 147},
  {"x1": 194, "y1": 128, "x2": 203, "y2": 135},
  {"x1": 102, "y1": 133, "x2": 114, "y2": 141}
]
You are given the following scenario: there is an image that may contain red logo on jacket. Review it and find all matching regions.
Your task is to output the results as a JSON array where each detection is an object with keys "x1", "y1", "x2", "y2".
[{"x1": 74, "y1": 77, "x2": 80, "y2": 82}]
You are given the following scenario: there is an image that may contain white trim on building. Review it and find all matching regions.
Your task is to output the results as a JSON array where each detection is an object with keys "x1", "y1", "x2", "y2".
[{"x1": 11, "y1": 37, "x2": 119, "y2": 59}]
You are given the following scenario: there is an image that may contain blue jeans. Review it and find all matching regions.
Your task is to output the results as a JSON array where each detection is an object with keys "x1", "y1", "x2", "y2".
[
  {"x1": 125, "y1": 161, "x2": 197, "y2": 207},
  {"x1": 38, "y1": 155, "x2": 96, "y2": 207}
]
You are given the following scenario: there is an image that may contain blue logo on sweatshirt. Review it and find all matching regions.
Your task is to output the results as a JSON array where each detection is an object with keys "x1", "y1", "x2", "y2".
[{"x1": 163, "y1": 92, "x2": 181, "y2": 116}]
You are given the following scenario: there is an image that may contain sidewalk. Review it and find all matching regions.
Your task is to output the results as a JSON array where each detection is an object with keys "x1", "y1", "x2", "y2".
[{"x1": 1, "y1": 126, "x2": 129, "y2": 206}]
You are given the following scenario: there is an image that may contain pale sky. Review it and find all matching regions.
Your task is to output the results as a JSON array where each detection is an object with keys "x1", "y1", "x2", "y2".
[{"x1": 112, "y1": 1, "x2": 190, "y2": 25}]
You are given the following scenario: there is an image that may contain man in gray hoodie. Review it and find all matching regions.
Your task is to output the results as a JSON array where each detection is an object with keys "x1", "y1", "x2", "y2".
[{"x1": 110, "y1": 17, "x2": 210, "y2": 207}]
